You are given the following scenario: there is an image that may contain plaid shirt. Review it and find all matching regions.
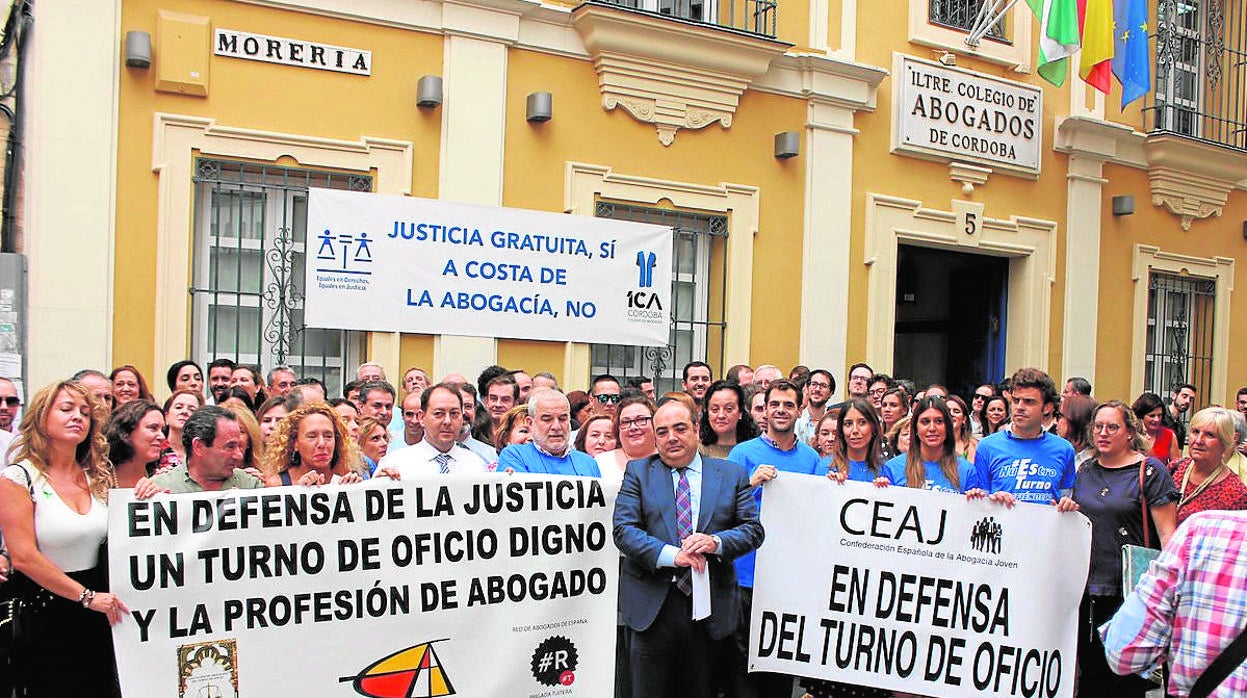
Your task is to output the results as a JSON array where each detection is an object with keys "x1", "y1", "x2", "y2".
[{"x1": 1101, "y1": 510, "x2": 1247, "y2": 697}]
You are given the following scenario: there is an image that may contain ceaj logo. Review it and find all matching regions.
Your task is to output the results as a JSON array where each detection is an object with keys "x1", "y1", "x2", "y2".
[
  {"x1": 530, "y1": 635, "x2": 579, "y2": 687},
  {"x1": 969, "y1": 516, "x2": 1003, "y2": 554},
  {"x1": 341, "y1": 640, "x2": 455, "y2": 697}
]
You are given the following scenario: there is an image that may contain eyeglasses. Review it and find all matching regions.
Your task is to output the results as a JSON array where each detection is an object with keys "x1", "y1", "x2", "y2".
[
  {"x1": 595, "y1": 394, "x2": 622, "y2": 405},
  {"x1": 868, "y1": 387, "x2": 887, "y2": 397},
  {"x1": 807, "y1": 381, "x2": 831, "y2": 391},
  {"x1": 1092, "y1": 423, "x2": 1123, "y2": 434},
  {"x1": 0, "y1": 397, "x2": 18, "y2": 407},
  {"x1": 619, "y1": 416, "x2": 652, "y2": 429}
]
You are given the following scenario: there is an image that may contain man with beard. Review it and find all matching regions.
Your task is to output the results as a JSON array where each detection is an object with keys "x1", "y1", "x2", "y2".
[
  {"x1": 206, "y1": 358, "x2": 235, "y2": 405},
  {"x1": 794, "y1": 368, "x2": 834, "y2": 444}
]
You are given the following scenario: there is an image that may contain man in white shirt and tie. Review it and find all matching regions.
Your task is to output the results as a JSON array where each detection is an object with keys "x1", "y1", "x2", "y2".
[{"x1": 378, "y1": 383, "x2": 488, "y2": 477}]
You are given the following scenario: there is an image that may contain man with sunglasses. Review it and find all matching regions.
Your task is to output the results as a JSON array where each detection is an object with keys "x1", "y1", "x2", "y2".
[
  {"x1": 0, "y1": 378, "x2": 18, "y2": 433},
  {"x1": 590, "y1": 374, "x2": 623, "y2": 418}
]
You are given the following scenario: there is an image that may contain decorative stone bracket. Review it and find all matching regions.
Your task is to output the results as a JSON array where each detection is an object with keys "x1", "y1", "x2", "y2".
[
  {"x1": 1145, "y1": 133, "x2": 1247, "y2": 231},
  {"x1": 570, "y1": 3, "x2": 790, "y2": 145}
]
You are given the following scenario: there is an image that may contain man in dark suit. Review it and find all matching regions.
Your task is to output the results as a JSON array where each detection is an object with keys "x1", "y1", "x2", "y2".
[{"x1": 614, "y1": 397, "x2": 764, "y2": 698}]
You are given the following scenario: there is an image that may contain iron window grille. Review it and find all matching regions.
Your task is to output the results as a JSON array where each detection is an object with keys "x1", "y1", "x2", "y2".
[
  {"x1": 929, "y1": 0, "x2": 1008, "y2": 41},
  {"x1": 590, "y1": 202, "x2": 728, "y2": 394},
  {"x1": 589, "y1": 0, "x2": 777, "y2": 39},
  {"x1": 190, "y1": 158, "x2": 371, "y2": 397},
  {"x1": 1143, "y1": 271, "x2": 1215, "y2": 407},
  {"x1": 1150, "y1": 0, "x2": 1247, "y2": 150}
]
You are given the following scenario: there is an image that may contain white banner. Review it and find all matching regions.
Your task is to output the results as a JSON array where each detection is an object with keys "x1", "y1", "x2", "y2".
[
  {"x1": 750, "y1": 477, "x2": 1090, "y2": 698},
  {"x1": 304, "y1": 190, "x2": 672, "y2": 346},
  {"x1": 110, "y1": 476, "x2": 618, "y2": 697}
]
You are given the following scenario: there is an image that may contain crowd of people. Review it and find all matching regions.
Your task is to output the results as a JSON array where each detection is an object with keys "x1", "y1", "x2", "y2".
[{"x1": 0, "y1": 358, "x2": 1244, "y2": 697}]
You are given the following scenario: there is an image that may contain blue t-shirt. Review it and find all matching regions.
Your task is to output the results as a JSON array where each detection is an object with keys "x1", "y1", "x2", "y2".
[
  {"x1": 727, "y1": 436, "x2": 821, "y2": 589},
  {"x1": 881, "y1": 455, "x2": 976, "y2": 493},
  {"x1": 497, "y1": 443, "x2": 601, "y2": 477},
  {"x1": 973, "y1": 429, "x2": 1076, "y2": 504},
  {"x1": 817, "y1": 455, "x2": 879, "y2": 483}
]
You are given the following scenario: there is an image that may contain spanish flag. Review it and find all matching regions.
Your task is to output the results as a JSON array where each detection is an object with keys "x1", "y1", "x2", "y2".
[{"x1": 1079, "y1": 0, "x2": 1114, "y2": 93}]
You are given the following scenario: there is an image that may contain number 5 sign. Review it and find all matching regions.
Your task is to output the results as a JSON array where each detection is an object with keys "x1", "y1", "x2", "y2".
[{"x1": 953, "y1": 200, "x2": 985, "y2": 248}]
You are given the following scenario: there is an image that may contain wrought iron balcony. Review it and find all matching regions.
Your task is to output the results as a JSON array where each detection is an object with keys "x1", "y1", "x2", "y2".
[
  {"x1": 1147, "y1": 0, "x2": 1247, "y2": 151},
  {"x1": 588, "y1": 0, "x2": 777, "y2": 38}
]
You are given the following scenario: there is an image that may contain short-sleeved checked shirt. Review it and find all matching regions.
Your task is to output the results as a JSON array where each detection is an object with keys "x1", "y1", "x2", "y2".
[{"x1": 1101, "y1": 510, "x2": 1247, "y2": 696}]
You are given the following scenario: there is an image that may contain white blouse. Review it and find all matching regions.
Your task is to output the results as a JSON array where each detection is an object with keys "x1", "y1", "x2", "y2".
[{"x1": 2, "y1": 462, "x2": 107, "y2": 572}]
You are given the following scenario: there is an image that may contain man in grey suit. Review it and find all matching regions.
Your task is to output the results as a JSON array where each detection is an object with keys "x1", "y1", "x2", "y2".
[{"x1": 613, "y1": 397, "x2": 764, "y2": 698}]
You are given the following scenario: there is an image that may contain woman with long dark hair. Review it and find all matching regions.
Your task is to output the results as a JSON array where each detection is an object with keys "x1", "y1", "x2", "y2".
[
  {"x1": 699, "y1": 380, "x2": 758, "y2": 459},
  {"x1": 880, "y1": 396, "x2": 975, "y2": 493},
  {"x1": 104, "y1": 400, "x2": 166, "y2": 488},
  {"x1": 1132, "y1": 392, "x2": 1180, "y2": 464}
]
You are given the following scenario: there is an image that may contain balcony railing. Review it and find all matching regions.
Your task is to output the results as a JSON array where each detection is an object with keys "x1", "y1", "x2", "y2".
[
  {"x1": 589, "y1": 0, "x2": 777, "y2": 38},
  {"x1": 1147, "y1": 0, "x2": 1247, "y2": 151}
]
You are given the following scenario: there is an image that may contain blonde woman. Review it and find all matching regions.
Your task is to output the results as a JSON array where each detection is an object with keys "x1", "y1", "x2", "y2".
[
  {"x1": 261, "y1": 402, "x2": 366, "y2": 486},
  {"x1": 0, "y1": 381, "x2": 129, "y2": 697}
]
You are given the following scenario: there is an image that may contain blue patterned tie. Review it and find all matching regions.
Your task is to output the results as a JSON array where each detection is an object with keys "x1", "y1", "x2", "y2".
[
  {"x1": 435, "y1": 453, "x2": 451, "y2": 474},
  {"x1": 675, "y1": 467, "x2": 693, "y2": 595}
]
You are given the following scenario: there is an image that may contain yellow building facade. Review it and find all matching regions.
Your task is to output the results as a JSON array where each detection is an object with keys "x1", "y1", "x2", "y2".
[{"x1": 22, "y1": 0, "x2": 1247, "y2": 408}]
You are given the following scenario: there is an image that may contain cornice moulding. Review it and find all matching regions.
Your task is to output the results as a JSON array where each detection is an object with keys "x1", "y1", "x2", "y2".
[
  {"x1": 1144, "y1": 133, "x2": 1247, "y2": 230},
  {"x1": 570, "y1": 2, "x2": 790, "y2": 145}
]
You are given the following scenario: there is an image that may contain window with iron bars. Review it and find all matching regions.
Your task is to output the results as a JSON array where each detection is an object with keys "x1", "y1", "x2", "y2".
[
  {"x1": 1144, "y1": 271, "x2": 1215, "y2": 407},
  {"x1": 929, "y1": 0, "x2": 1007, "y2": 40},
  {"x1": 590, "y1": 202, "x2": 727, "y2": 394},
  {"x1": 190, "y1": 158, "x2": 371, "y2": 398},
  {"x1": 1152, "y1": 0, "x2": 1247, "y2": 150}
]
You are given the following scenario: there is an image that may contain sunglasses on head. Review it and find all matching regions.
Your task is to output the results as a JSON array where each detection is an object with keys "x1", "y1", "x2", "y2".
[{"x1": 595, "y1": 393, "x2": 622, "y2": 404}]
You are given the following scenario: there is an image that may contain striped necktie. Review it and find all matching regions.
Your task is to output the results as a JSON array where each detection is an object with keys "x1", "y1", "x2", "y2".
[
  {"x1": 675, "y1": 467, "x2": 692, "y2": 595},
  {"x1": 435, "y1": 453, "x2": 451, "y2": 474}
]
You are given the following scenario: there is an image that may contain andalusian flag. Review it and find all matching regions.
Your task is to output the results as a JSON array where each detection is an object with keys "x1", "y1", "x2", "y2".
[
  {"x1": 1111, "y1": 0, "x2": 1151, "y2": 106},
  {"x1": 1027, "y1": 0, "x2": 1081, "y2": 86},
  {"x1": 1079, "y1": 0, "x2": 1115, "y2": 93}
]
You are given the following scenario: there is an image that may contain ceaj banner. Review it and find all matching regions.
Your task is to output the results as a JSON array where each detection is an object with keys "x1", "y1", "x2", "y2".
[
  {"x1": 110, "y1": 475, "x2": 618, "y2": 698},
  {"x1": 304, "y1": 189, "x2": 673, "y2": 346},
  {"x1": 749, "y1": 476, "x2": 1090, "y2": 698}
]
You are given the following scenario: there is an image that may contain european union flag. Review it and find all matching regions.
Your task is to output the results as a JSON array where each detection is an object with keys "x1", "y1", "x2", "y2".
[{"x1": 1112, "y1": 0, "x2": 1151, "y2": 107}]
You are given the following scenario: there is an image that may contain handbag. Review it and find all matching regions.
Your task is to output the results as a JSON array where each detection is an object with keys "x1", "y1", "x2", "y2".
[
  {"x1": 1121, "y1": 460, "x2": 1160, "y2": 597},
  {"x1": 1119, "y1": 460, "x2": 1164, "y2": 686}
]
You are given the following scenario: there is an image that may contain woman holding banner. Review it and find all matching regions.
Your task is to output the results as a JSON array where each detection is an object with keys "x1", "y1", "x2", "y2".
[
  {"x1": 0, "y1": 381, "x2": 128, "y2": 697},
  {"x1": 263, "y1": 402, "x2": 366, "y2": 486},
  {"x1": 1069, "y1": 400, "x2": 1177, "y2": 697},
  {"x1": 879, "y1": 396, "x2": 976, "y2": 493},
  {"x1": 806, "y1": 397, "x2": 894, "y2": 698},
  {"x1": 820, "y1": 398, "x2": 884, "y2": 483}
]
